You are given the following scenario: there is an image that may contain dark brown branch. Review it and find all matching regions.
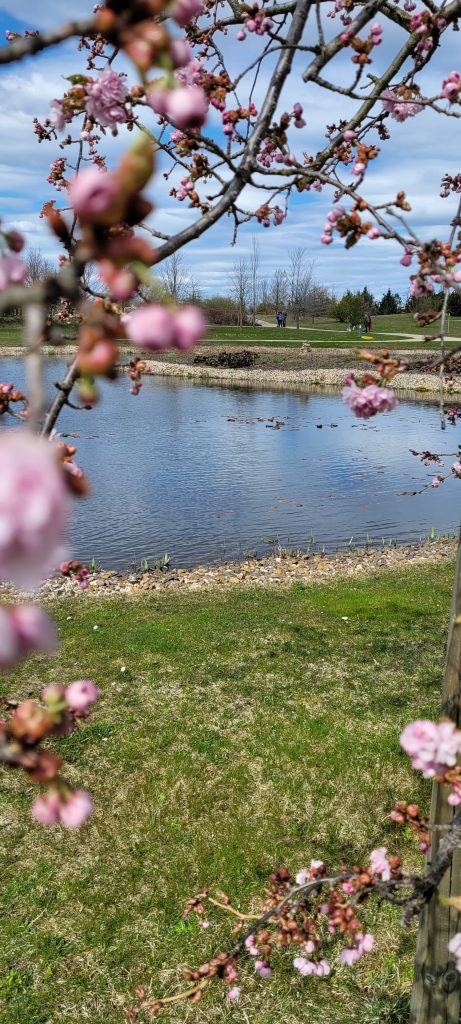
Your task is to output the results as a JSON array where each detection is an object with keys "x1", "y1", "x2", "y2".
[
  {"x1": 41, "y1": 359, "x2": 80, "y2": 439},
  {"x1": 155, "y1": 0, "x2": 312, "y2": 263},
  {"x1": 0, "y1": 19, "x2": 95, "y2": 65},
  {"x1": 404, "y1": 808, "x2": 461, "y2": 925}
]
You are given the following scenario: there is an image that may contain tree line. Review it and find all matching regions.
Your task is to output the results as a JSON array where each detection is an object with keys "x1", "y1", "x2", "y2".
[{"x1": 5, "y1": 248, "x2": 461, "y2": 330}]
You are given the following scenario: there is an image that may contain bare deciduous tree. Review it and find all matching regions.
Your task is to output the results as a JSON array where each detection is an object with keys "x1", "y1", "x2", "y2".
[
  {"x1": 288, "y1": 248, "x2": 313, "y2": 329},
  {"x1": 229, "y1": 257, "x2": 250, "y2": 327},
  {"x1": 160, "y1": 252, "x2": 190, "y2": 302},
  {"x1": 25, "y1": 248, "x2": 55, "y2": 287},
  {"x1": 269, "y1": 268, "x2": 289, "y2": 316},
  {"x1": 249, "y1": 237, "x2": 260, "y2": 328}
]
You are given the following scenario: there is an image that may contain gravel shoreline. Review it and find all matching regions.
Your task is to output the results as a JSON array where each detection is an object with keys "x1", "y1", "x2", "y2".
[
  {"x1": 0, "y1": 346, "x2": 457, "y2": 396},
  {"x1": 144, "y1": 358, "x2": 454, "y2": 395},
  {"x1": 4, "y1": 539, "x2": 455, "y2": 601}
]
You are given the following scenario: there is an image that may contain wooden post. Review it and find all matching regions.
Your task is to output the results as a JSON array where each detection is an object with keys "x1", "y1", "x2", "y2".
[{"x1": 410, "y1": 535, "x2": 461, "y2": 1023}]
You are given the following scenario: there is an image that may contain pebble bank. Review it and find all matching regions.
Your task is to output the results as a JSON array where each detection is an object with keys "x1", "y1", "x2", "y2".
[{"x1": 5, "y1": 539, "x2": 455, "y2": 602}]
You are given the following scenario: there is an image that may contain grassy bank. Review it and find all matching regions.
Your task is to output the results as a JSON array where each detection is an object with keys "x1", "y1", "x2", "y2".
[{"x1": 0, "y1": 561, "x2": 454, "y2": 1024}]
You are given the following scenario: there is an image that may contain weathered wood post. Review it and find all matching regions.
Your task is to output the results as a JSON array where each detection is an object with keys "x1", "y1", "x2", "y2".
[{"x1": 410, "y1": 536, "x2": 461, "y2": 1023}]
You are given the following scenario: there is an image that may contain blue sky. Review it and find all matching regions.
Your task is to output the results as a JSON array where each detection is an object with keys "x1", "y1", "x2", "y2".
[{"x1": 0, "y1": 1, "x2": 460, "y2": 301}]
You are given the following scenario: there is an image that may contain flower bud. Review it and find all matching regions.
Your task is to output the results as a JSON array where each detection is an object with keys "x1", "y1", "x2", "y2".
[
  {"x1": 65, "y1": 679, "x2": 99, "y2": 714},
  {"x1": 172, "y1": 305, "x2": 206, "y2": 349},
  {"x1": 10, "y1": 701, "x2": 54, "y2": 744},
  {"x1": 124, "y1": 304, "x2": 175, "y2": 350}
]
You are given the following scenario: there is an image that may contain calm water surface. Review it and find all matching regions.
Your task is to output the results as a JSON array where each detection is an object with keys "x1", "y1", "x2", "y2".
[{"x1": 2, "y1": 360, "x2": 460, "y2": 568}]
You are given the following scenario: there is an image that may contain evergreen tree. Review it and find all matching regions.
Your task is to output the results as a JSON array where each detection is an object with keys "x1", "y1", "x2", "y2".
[{"x1": 378, "y1": 288, "x2": 399, "y2": 315}]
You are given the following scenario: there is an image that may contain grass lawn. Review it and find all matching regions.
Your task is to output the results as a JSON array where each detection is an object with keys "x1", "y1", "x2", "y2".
[
  {"x1": 204, "y1": 326, "x2": 405, "y2": 346},
  {"x1": 0, "y1": 561, "x2": 454, "y2": 1023},
  {"x1": 284, "y1": 314, "x2": 461, "y2": 340},
  {"x1": 1, "y1": 317, "x2": 461, "y2": 351}
]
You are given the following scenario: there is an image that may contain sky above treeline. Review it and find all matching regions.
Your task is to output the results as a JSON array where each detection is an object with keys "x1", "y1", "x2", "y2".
[{"x1": 0, "y1": 0, "x2": 459, "y2": 301}]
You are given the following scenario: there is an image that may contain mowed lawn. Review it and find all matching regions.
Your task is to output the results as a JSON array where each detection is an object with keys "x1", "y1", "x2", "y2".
[
  {"x1": 0, "y1": 561, "x2": 454, "y2": 1024},
  {"x1": 1, "y1": 315, "x2": 461, "y2": 348}
]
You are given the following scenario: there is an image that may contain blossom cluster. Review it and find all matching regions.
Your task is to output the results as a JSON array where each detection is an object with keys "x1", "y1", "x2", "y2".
[
  {"x1": 400, "y1": 719, "x2": 461, "y2": 779},
  {"x1": 342, "y1": 374, "x2": 397, "y2": 419},
  {"x1": 381, "y1": 86, "x2": 424, "y2": 122},
  {"x1": 133, "y1": 846, "x2": 412, "y2": 1013},
  {"x1": 2, "y1": 679, "x2": 99, "y2": 827},
  {"x1": 122, "y1": 304, "x2": 206, "y2": 353}
]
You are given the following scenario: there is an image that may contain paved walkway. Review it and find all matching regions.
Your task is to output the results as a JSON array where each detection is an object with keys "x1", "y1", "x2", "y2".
[{"x1": 255, "y1": 319, "x2": 461, "y2": 342}]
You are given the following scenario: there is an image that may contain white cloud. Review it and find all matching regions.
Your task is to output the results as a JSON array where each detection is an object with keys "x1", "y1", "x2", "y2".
[
  {"x1": 0, "y1": 4, "x2": 459, "y2": 300},
  {"x1": 0, "y1": 0, "x2": 93, "y2": 29}
]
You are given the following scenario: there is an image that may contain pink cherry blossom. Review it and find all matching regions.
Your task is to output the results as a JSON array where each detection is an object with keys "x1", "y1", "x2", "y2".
[
  {"x1": 176, "y1": 56, "x2": 202, "y2": 86},
  {"x1": 148, "y1": 86, "x2": 169, "y2": 117},
  {"x1": 65, "y1": 679, "x2": 99, "y2": 713},
  {"x1": 31, "y1": 791, "x2": 61, "y2": 825},
  {"x1": 400, "y1": 719, "x2": 461, "y2": 777},
  {"x1": 452, "y1": 461, "x2": 461, "y2": 478},
  {"x1": 381, "y1": 88, "x2": 424, "y2": 121},
  {"x1": 339, "y1": 933, "x2": 374, "y2": 966},
  {"x1": 85, "y1": 68, "x2": 128, "y2": 128},
  {"x1": 49, "y1": 99, "x2": 69, "y2": 132},
  {"x1": 227, "y1": 986, "x2": 241, "y2": 1001},
  {"x1": 245, "y1": 935, "x2": 258, "y2": 956},
  {"x1": 58, "y1": 789, "x2": 93, "y2": 828},
  {"x1": 0, "y1": 605, "x2": 57, "y2": 670},
  {"x1": 99, "y1": 261, "x2": 137, "y2": 301},
  {"x1": 125, "y1": 305, "x2": 175, "y2": 351},
  {"x1": 254, "y1": 959, "x2": 272, "y2": 979},
  {"x1": 400, "y1": 251, "x2": 413, "y2": 266},
  {"x1": 173, "y1": 306, "x2": 207, "y2": 349},
  {"x1": 448, "y1": 781, "x2": 461, "y2": 806},
  {"x1": 0, "y1": 431, "x2": 70, "y2": 589},
  {"x1": 0, "y1": 255, "x2": 27, "y2": 291},
  {"x1": 442, "y1": 71, "x2": 461, "y2": 102},
  {"x1": 339, "y1": 947, "x2": 360, "y2": 966},
  {"x1": 293, "y1": 955, "x2": 330, "y2": 976},
  {"x1": 342, "y1": 377, "x2": 397, "y2": 418},
  {"x1": 369, "y1": 847, "x2": 391, "y2": 881},
  {"x1": 170, "y1": 38, "x2": 192, "y2": 68},
  {"x1": 293, "y1": 955, "x2": 315, "y2": 975},
  {"x1": 449, "y1": 932, "x2": 461, "y2": 972},
  {"x1": 68, "y1": 167, "x2": 118, "y2": 220},
  {"x1": 165, "y1": 86, "x2": 208, "y2": 129},
  {"x1": 170, "y1": 0, "x2": 204, "y2": 27}
]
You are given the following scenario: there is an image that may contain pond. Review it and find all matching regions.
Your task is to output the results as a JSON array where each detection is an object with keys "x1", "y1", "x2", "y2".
[{"x1": 1, "y1": 359, "x2": 460, "y2": 569}]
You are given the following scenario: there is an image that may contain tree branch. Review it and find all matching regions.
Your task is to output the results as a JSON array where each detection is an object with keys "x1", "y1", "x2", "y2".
[{"x1": 0, "y1": 19, "x2": 95, "y2": 65}]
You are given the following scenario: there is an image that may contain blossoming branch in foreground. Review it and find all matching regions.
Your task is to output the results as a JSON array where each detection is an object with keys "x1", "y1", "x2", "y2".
[
  {"x1": 2, "y1": 680, "x2": 99, "y2": 827},
  {"x1": 124, "y1": 303, "x2": 207, "y2": 351},
  {"x1": 0, "y1": 605, "x2": 57, "y2": 670},
  {"x1": 342, "y1": 374, "x2": 397, "y2": 418},
  {"x1": 0, "y1": 432, "x2": 71, "y2": 589},
  {"x1": 400, "y1": 719, "x2": 461, "y2": 778}
]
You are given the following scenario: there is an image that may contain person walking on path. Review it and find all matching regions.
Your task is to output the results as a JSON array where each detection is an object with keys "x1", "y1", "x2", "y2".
[
  {"x1": 364, "y1": 312, "x2": 372, "y2": 333},
  {"x1": 276, "y1": 310, "x2": 283, "y2": 327}
]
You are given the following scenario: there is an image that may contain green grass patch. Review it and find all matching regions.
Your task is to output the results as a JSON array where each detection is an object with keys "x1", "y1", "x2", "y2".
[{"x1": 0, "y1": 561, "x2": 454, "y2": 1023}]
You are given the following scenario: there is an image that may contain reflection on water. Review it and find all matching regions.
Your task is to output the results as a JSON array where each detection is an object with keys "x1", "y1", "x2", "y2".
[{"x1": 1, "y1": 359, "x2": 460, "y2": 568}]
